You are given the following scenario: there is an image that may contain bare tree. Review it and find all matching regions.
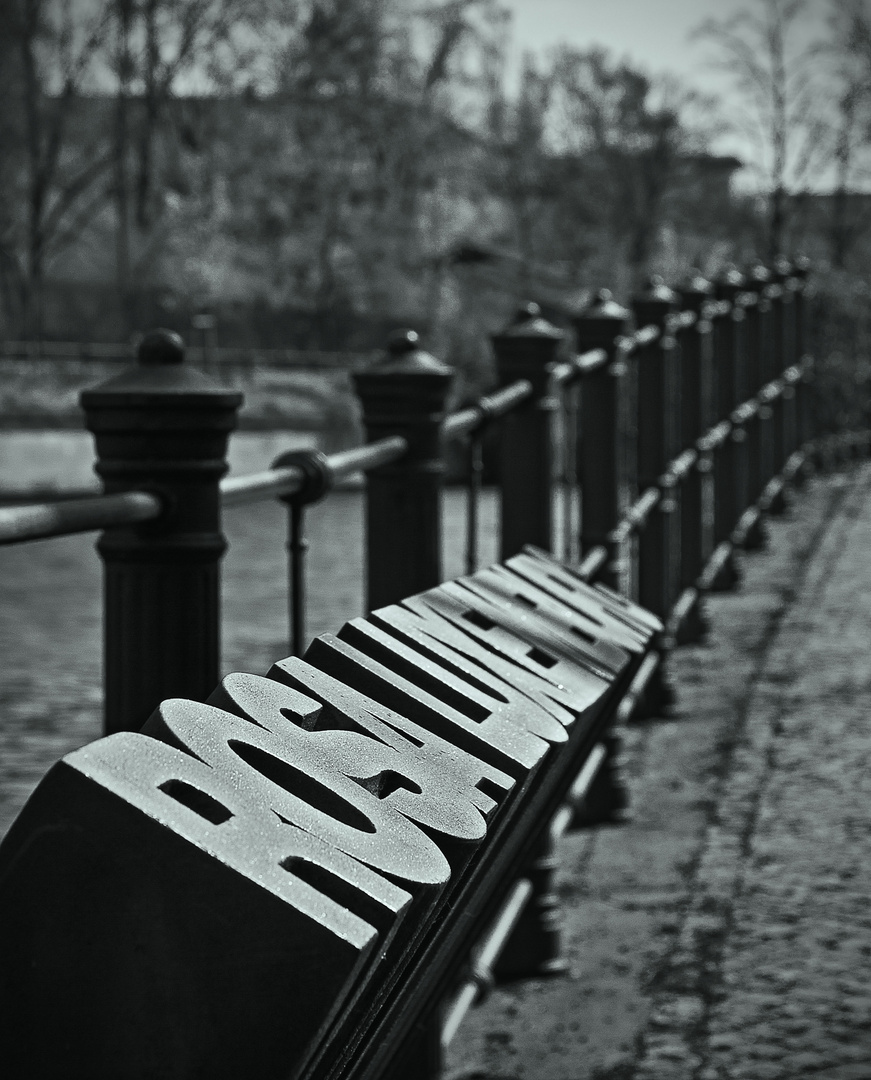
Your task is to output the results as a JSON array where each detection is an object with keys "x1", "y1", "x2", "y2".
[
  {"x1": 2, "y1": 0, "x2": 116, "y2": 339},
  {"x1": 548, "y1": 48, "x2": 705, "y2": 287},
  {"x1": 826, "y1": 0, "x2": 871, "y2": 267},
  {"x1": 694, "y1": 0, "x2": 831, "y2": 258}
]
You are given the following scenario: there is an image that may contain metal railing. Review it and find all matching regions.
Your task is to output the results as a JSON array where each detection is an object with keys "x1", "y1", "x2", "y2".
[{"x1": 2, "y1": 257, "x2": 861, "y2": 1080}]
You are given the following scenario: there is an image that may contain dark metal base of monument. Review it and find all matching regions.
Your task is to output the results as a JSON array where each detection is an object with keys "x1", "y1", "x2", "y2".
[
  {"x1": 632, "y1": 659, "x2": 675, "y2": 721},
  {"x1": 383, "y1": 1014, "x2": 443, "y2": 1080},
  {"x1": 703, "y1": 541, "x2": 743, "y2": 593},
  {"x1": 741, "y1": 512, "x2": 768, "y2": 552},
  {"x1": 670, "y1": 588, "x2": 709, "y2": 646},
  {"x1": 493, "y1": 832, "x2": 569, "y2": 983},
  {"x1": 571, "y1": 733, "x2": 631, "y2": 827},
  {"x1": 765, "y1": 476, "x2": 789, "y2": 517}
]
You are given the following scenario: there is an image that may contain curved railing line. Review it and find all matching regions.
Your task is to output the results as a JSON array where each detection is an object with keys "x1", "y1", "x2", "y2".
[
  {"x1": 220, "y1": 436, "x2": 409, "y2": 508},
  {"x1": 760, "y1": 377, "x2": 787, "y2": 404},
  {"x1": 442, "y1": 380, "x2": 533, "y2": 442},
  {"x1": 669, "y1": 310, "x2": 697, "y2": 332},
  {"x1": 619, "y1": 323, "x2": 661, "y2": 354},
  {"x1": 577, "y1": 545, "x2": 609, "y2": 582},
  {"x1": 550, "y1": 347, "x2": 609, "y2": 387},
  {"x1": 610, "y1": 487, "x2": 661, "y2": 544},
  {"x1": 736, "y1": 291, "x2": 760, "y2": 309},
  {"x1": 732, "y1": 399, "x2": 759, "y2": 425},
  {"x1": 326, "y1": 436, "x2": 409, "y2": 480},
  {"x1": 220, "y1": 463, "x2": 306, "y2": 507},
  {"x1": 647, "y1": 361, "x2": 802, "y2": 488},
  {"x1": 705, "y1": 299, "x2": 733, "y2": 319},
  {"x1": 664, "y1": 448, "x2": 698, "y2": 483},
  {"x1": 697, "y1": 419, "x2": 733, "y2": 454},
  {"x1": 0, "y1": 490, "x2": 163, "y2": 546}
]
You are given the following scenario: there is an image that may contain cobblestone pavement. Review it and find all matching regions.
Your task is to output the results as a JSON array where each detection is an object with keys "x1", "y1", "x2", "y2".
[{"x1": 447, "y1": 462, "x2": 871, "y2": 1080}]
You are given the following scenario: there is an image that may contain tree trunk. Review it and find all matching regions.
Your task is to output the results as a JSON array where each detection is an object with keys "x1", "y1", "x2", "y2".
[{"x1": 769, "y1": 184, "x2": 786, "y2": 260}]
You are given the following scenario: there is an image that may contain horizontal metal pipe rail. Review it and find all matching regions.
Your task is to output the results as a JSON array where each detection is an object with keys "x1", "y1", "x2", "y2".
[
  {"x1": 441, "y1": 379, "x2": 533, "y2": 441},
  {"x1": 550, "y1": 347, "x2": 609, "y2": 386},
  {"x1": 0, "y1": 490, "x2": 163, "y2": 545},
  {"x1": 220, "y1": 436, "x2": 409, "y2": 507},
  {"x1": 0, "y1": 438, "x2": 412, "y2": 541}
]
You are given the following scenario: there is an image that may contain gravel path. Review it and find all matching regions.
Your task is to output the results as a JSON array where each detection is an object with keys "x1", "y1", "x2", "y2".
[{"x1": 447, "y1": 462, "x2": 871, "y2": 1080}]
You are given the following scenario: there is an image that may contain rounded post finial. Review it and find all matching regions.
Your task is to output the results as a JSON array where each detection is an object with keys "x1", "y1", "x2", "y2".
[
  {"x1": 514, "y1": 301, "x2": 542, "y2": 323},
  {"x1": 584, "y1": 289, "x2": 630, "y2": 321},
  {"x1": 380, "y1": 328, "x2": 451, "y2": 375},
  {"x1": 387, "y1": 328, "x2": 420, "y2": 355},
  {"x1": 746, "y1": 260, "x2": 771, "y2": 287},
  {"x1": 720, "y1": 263, "x2": 745, "y2": 287},
  {"x1": 773, "y1": 254, "x2": 793, "y2": 281},
  {"x1": 792, "y1": 253, "x2": 811, "y2": 277},
  {"x1": 637, "y1": 275, "x2": 679, "y2": 305},
  {"x1": 138, "y1": 329, "x2": 185, "y2": 366}
]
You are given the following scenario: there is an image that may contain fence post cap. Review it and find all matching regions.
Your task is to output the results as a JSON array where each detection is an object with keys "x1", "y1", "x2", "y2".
[
  {"x1": 633, "y1": 275, "x2": 678, "y2": 329},
  {"x1": 491, "y1": 302, "x2": 564, "y2": 392},
  {"x1": 746, "y1": 260, "x2": 771, "y2": 287},
  {"x1": 80, "y1": 330, "x2": 243, "y2": 406},
  {"x1": 637, "y1": 274, "x2": 679, "y2": 304},
  {"x1": 681, "y1": 268, "x2": 714, "y2": 294},
  {"x1": 375, "y1": 328, "x2": 452, "y2": 376},
  {"x1": 580, "y1": 289, "x2": 631, "y2": 322},
  {"x1": 679, "y1": 269, "x2": 714, "y2": 313},
  {"x1": 138, "y1": 329, "x2": 185, "y2": 365},
  {"x1": 792, "y1": 253, "x2": 811, "y2": 278},
  {"x1": 495, "y1": 301, "x2": 564, "y2": 341},
  {"x1": 772, "y1": 254, "x2": 793, "y2": 282},
  {"x1": 572, "y1": 289, "x2": 631, "y2": 353},
  {"x1": 714, "y1": 264, "x2": 746, "y2": 301}
]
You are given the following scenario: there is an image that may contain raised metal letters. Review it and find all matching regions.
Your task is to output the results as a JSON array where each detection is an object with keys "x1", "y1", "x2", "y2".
[
  {"x1": 0, "y1": 731, "x2": 411, "y2": 1080},
  {"x1": 305, "y1": 632, "x2": 554, "y2": 779},
  {"x1": 0, "y1": 550, "x2": 661, "y2": 1080}
]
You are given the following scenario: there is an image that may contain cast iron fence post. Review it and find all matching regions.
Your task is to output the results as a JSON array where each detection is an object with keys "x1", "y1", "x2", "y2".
[
  {"x1": 353, "y1": 330, "x2": 454, "y2": 612},
  {"x1": 629, "y1": 278, "x2": 678, "y2": 717},
  {"x1": 711, "y1": 266, "x2": 749, "y2": 590},
  {"x1": 491, "y1": 303, "x2": 564, "y2": 560},
  {"x1": 767, "y1": 257, "x2": 791, "y2": 512},
  {"x1": 633, "y1": 277, "x2": 679, "y2": 626},
  {"x1": 742, "y1": 266, "x2": 770, "y2": 550},
  {"x1": 717, "y1": 266, "x2": 749, "y2": 406},
  {"x1": 81, "y1": 330, "x2": 242, "y2": 735},
  {"x1": 491, "y1": 306, "x2": 577, "y2": 978},
  {"x1": 792, "y1": 256, "x2": 815, "y2": 471},
  {"x1": 676, "y1": 270, "x2": 714, "y2": 642},
  {"x1": 574, "y1": 290, "x2": 631, "y2": 591},
  {"x1": 780, "y1": 259, "x2": 804, "y2": 477},
  {"x1": 572, "y1": 292, "x2": 633, "y2": 814}
]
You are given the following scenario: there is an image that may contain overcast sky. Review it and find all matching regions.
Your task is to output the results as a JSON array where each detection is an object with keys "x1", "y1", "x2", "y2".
[
  {"x1": 501, "y1": 0, "x2": 830, "y2": 89},
  {"x1": 494, "y1": 0, "x2": 835, "y2": 186}
]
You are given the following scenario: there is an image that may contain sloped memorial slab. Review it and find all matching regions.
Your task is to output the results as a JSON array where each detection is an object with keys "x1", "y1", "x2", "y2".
[{"x1": 0, "y1": 555, "x2": 659, "y2": 1080}]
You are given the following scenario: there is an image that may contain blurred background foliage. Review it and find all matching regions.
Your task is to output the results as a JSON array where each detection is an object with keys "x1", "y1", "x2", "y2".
[{"x1": 3, "y1": 0, "x2": 871, "y2": 425}]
